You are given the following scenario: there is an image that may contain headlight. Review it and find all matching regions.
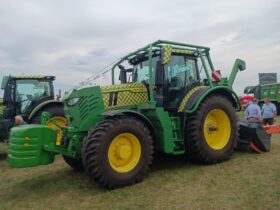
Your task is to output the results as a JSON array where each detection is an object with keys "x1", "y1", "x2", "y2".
[{"x1": 67, "y1": 97, "x2": 80, "y2": 106}]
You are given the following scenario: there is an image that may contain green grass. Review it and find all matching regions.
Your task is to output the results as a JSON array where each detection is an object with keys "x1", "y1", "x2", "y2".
[{"x1": 0, "y1": 117, "x2": 280, "y2": 210}]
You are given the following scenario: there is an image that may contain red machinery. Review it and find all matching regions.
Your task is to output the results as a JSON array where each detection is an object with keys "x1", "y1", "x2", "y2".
[
  {"x1": 237, "y1": 121, "x2": 280, "y2": 153},
  {"x1": 263, "y1": 124, "x2": 280, "y2": 135},
  {"x1": 240, "y1": 95, "x2": 254, "y2": 110}
]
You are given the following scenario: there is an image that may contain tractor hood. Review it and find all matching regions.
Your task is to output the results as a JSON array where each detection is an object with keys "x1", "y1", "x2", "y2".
[
  {"x1": 64, "y1": 83, "x2": 148, "y2": 131},
  {"x1": 100, "y1": 83, "x2": 148, "y2": 109}
]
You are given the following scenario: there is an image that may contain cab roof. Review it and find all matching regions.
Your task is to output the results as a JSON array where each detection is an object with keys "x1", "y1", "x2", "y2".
[{"x1": 1, "y1": 75, "x2": 55, "y2": 89}]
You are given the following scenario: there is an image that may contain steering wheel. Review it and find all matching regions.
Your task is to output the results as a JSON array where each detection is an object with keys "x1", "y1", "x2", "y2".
[
  {"x1": 141, "y1": 80, "x2": 149, "y2": 86},
  {"x1": 26, "y1": 94, "x2": 34, "y2": 101},
  {"x1": 169, "y1": 77, "x2": 183, "y2": 89}
]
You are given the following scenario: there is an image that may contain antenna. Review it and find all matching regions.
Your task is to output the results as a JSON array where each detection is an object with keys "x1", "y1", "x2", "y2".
[{"x1": 67, "y1": 58, "x2": 119, "y2": 92}]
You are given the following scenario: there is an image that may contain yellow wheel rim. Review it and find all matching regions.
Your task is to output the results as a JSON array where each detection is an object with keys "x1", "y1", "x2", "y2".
[
  {"x1": 46, "y1": 116, "x2": 67, "y2": 145},
  {"x1": 108, "y1": 133, "x2": 141, "y2": 173},
  {"x1": 203, "y1": 109, "x2": 231, "y2": 150}
]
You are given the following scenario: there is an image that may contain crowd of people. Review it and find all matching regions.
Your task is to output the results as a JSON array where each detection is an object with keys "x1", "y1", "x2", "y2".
[{"x1": 245, "y1": 98, "x2": 277, "y2": 125}]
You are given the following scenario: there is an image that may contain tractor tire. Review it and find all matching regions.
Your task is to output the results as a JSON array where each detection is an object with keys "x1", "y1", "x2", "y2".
[
  {"x1": 185, "y1": 95, "x2": 238, "y2": 164},
  {"x1": 83, "y1": 116, "x2": 153, "y2": 189},
  {"x1": 63, "y1": 155, "x2": 84, "y2": 171},
  {"x1": 276, "y1": 102, "x2": 280, "y2": 115},
  {"x1": 30, "y1": 104, "x2": 67, "y2": 145}
]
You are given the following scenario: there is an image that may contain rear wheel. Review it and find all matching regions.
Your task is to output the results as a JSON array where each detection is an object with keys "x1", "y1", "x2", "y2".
[
  {"x1": 63, "y1": 155, "x2": 84, "y2": 171},
  {"x1": 276, "y1": 102, "x2": 280, "y2": 115},
  {"x1": 30, "y1": 104, "x2": 67, "y2": 145},
  {"x1": 185, "y1": 95, "x2": 238, "y2": 164},
  {"x1": 83, "y1": 116, "x2": 153, "y2": 189}
]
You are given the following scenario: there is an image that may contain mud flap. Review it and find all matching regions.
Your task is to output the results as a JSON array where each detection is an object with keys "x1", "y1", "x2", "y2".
[
  {"x1": 8, "y1": 124, "x2": 57, "y2": 168},
  {"x1": 236, "y1": 120, "x2": 271, "y2": 153}
]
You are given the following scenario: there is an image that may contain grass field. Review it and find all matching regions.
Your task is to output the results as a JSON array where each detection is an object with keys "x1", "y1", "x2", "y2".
[{"x1": 0, "y1": 117, "x2": 279, "y2": 210}]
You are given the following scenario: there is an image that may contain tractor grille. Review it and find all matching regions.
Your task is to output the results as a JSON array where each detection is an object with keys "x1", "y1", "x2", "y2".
[{"x1": 77, "y1": 95, "x2": 100, "y2": 121}]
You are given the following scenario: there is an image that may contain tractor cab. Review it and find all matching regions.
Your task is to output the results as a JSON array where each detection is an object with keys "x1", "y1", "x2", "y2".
[
  {"x1": 133, "y1": 51, "x2": 199, "y2": 110},
  {"x1": 0, "y1": 75, "x2": 56, "y2": 139},
  {"x1": 114, "y1": 41, "x2": 245, "y2": 113},
  {"x1": 116, "y1": 44, "x2": 207, "y2": 111}
]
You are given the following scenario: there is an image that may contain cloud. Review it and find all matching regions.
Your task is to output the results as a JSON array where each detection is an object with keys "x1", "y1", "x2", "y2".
[{"x1": 0, "y1": 0, "x2": 280, "y2": 96}]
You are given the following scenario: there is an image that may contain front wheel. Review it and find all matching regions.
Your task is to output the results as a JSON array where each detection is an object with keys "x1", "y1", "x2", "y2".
[
  {"x1": 276, "y1": 102, "x2": 280, "y2": 115},
  {"x1": 63, "y1": 156, "x2": 84, "y2": 171},
  {"x1": 83, "y1": 116, "x2": 153, "y2": 189},
  {"x1": 185, "y1": 95, "x2": 238, "y2": 164},
  {"x1": 30, "y1": 104, "x2": 67, "y2": 145}
]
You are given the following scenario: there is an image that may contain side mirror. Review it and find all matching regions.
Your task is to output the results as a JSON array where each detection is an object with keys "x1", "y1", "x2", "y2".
[
  {"x1": 119, "y1": 69, "x2": 127, "y2": 83},
  {"x1": 118, "y1": 65, "x2": 133, "y2": 84},
  {"x1": 56, "y1": 89, "x2": 62, "y2": 100},
  {"x1": 118, "y1": 65, "x2": 127, "y2": 83}
]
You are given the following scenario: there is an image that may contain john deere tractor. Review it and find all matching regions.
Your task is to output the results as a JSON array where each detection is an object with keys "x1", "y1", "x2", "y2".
[
  {"x1": 8, "y1": 40, "x2": 246, "y2": 188},
  {"x1": 0, "y1": 75, "x2": 66, "y2": 143}
]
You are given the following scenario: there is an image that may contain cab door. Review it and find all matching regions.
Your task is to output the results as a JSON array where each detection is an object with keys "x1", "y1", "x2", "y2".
[
  {"x1": 2, "y1": 80, "x2": 16, "y2": 138},
  {"x1": 162, "y1": 54, "x2": 199, "y2": 110}
]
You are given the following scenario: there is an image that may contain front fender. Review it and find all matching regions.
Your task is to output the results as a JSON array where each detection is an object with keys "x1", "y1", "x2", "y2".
[
  {"x1": 101, "y1": 109, "x2": 157, "y2": 142},
  {"x1": 28, "y1": 100, "x2": 64, "y2": 120},
  {"x1": 101, "y1": 110, "x2": 154, "y2": 129}
]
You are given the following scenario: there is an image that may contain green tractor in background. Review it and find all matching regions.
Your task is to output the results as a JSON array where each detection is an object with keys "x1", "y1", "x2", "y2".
[
  {"x1": 0, "y1": 98, "x2": 4, "y2": 139},
  {"x1": 8, "y1": 40, "x2": 246, "y2": 188},
  {"x1": 0, "y1": 75, "x2": 66, "y2": 144}
]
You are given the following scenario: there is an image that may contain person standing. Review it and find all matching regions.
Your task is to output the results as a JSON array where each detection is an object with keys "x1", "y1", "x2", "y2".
[
  {"x1": 261, "y1": 99, "x2": 277, "y2": 125},
  {"x1": 245, "y1": 98, "x2": 261, "y2": 122}
]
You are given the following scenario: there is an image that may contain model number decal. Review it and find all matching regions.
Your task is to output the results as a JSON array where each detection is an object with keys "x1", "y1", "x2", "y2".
[{"x1": 108, "y1": 92, "x2": 118, "y2": 106}]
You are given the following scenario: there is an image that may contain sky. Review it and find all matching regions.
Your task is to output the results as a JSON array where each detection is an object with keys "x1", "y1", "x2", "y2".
[{"x1": 0, "y1": 0, "x2": 280, "y2": 96}]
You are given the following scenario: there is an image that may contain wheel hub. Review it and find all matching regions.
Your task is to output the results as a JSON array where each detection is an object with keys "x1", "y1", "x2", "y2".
[
  {"x1": 108, "y1": 133, "x2": 141, "y2": 173},
  {"x1": 46, "y1": 116, "x2": 67, "y2": 145},
  {"x1": 206, "y1": 124, "x2": 219, "y2": 132},
  {"x1": 115, "y1": 144, "x2": 132, "y2": 160},
  {"x1": 203, "y1": 109, "x2": 231, "y2": 150}
]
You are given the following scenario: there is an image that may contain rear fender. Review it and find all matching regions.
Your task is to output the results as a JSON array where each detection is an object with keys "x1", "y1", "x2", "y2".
[
  {"x1": 28, "y1": 100, "x2": 64, "y2": 120},
  {"x1": 181, "y1": 86, "x2": 241, "y2": 114}
]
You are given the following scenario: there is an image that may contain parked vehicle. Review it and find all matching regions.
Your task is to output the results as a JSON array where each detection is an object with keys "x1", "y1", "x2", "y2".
[
  {"x1": 0, "y1": 75, "x2": 66, "y2": 143},
  {"x1": 8, "y1": 40, "x2": 246, "y2": 188}
]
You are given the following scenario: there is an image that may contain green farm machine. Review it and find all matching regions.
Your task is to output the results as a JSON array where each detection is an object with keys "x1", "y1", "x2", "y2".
[
  {"x1": 0, "y1": 75, "x2": 66, "y2": 143},
  {"x1": 8, "y1": 40, "x2": 246, "y2": 188}
]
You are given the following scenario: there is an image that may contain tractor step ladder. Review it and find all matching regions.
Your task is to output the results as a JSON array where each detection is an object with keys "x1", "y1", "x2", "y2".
[{"x1": 170, "y1": 117, "x2": 185, "y2": 154}]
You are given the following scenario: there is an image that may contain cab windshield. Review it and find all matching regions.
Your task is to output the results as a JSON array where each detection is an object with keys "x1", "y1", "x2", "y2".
[
  {"x1": 15, "y1": 79, "x2": 52, "y2": 114},
  {"x1": 132, "y1": 56, "x2": 160, "y2": 83}
]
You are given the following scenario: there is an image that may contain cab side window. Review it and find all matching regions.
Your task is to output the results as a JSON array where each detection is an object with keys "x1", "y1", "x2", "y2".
[{"x1": 163, "y1": 54, "x2": 198, "y2": 109}]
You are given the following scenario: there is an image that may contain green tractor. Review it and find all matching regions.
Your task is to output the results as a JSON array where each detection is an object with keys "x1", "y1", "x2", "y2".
[
  {"x1": 0, "y1": 75, "x2": 66, "y2": 143},
  {"x1": 8, "y1": 40, "x2": 246, "y2": 188}
]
